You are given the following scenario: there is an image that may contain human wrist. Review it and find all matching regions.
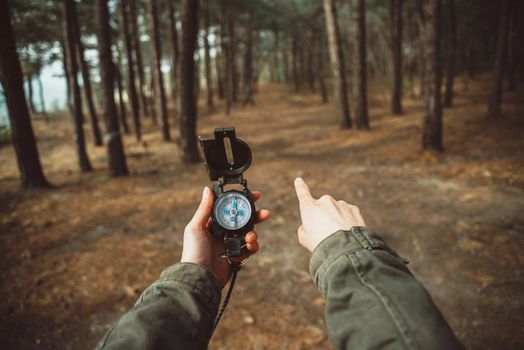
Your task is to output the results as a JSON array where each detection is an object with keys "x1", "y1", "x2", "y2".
[{"x1": 310, "y1": 227, "x2": 377, "y2": 292}]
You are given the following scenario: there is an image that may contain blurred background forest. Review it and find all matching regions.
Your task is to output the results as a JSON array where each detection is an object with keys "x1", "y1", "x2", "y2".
[{"x1": 1, "y1": 0, "x2": 523, "y2": 349}]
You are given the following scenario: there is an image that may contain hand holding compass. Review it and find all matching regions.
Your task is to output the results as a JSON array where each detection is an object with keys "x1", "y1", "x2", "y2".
[
  {"x1": 181, "y1": 127, "x2": 269, "y2": 287},
  {"x1": 181, "y1": 186, "x2": 269, "y2": 286}
]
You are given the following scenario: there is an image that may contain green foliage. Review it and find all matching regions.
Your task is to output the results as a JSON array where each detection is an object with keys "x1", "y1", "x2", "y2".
[
  {"x1": 9, "y1": 0, "x2": 63, "y2": 77},
  {"x1": 9, "y1": 0, "x2": 61, "y2": 47}
]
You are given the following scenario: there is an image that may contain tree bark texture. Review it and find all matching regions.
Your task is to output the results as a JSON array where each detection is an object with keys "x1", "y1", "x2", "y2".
[
  {"x1": 242, "y1": 11, "x2": 255, "y2": 106},
  {"x1": 506, "y1": 10, "x2": 517, "y2": 91},
  {"x1": 95, "y1": 0, "x2": 128, "y2": 176},
  {"x1": 221, "y1": 5, "x2": 232, "y2": 115},
  {"x1": 179, "y1": 0, "x2": 200, "y2": 163},
  {"x1": 283, "y1": 39, "x2": 290, "y2": 85},
  {"x1": 421, "y1": 0, "x2": 444, "y2": 150},
  {"x1": 323, "y1": 0, "x2": 352, "y2": 128},
  {"x1": 487, "y1": 0, "x2": 511, "y2": 118},
  {"x1": 316, "y1": 32, "x2": 328, "y2": 103},
  {"x1": 149, "y1": 0, "x2": 170, "y2": 141},
  {"x1": 443, "y1": 0, "x2": 456, "y2": 107},
  {"x1": 272, "y1": 29, "x2": 280, "y2": 83},
  {"x1": 60, "y1": 41, "x2": 73, "y2": 113},
  {"x1": 121, "y1": 0, "x2": 141, "y2": 141},
  {"x1": 167, "y1": 0, "x2": 180, "y2": 106},
  {"x1": 306, "y1": 31, "x2": 315, "y2": 92},
  {"x1": 37, "y1": 74, "x2": 48, "y2": 120},
  {"x1": 390, "y1": 0, "x2": 403, "y2": 114},
  {"x1": 352, "y1": 0, "x2": 369, "y2": 129},
  {"x1": 115, "y1": 63, "x2": 130, "y2": 134},
  {"x1": 130, "y1": 0, "x2": 150, "y2": 117},
  {"x1": 203, "y1": 0, "x2": 214, "y2": 109},
  {"x1": 64, "y1": 0, "x2": 93, "y2": 172},
  {"x1": 0, "y1": 0, "x2": 48, "y2": 187},
  {"x1": 291, "y1": 34, "x2": 300, "y2": 93},
  {"x1": 71, "y1": 0, "x2": 103, "y2": 146},
  {"x1": 215, "y1": 42, "x2": 224, "y2": 99},
  {"x1": 229, "y1": 14, "x2": 238, "y2": 102},
  {"x1": 26, "y1": 73, "x2": 36, "y2": 113},
  {"x1": 148, "y1": 57, "x2": 158, "y2": 125}
]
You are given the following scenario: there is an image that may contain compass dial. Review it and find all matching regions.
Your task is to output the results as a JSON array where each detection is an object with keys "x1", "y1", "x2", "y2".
[{"x1": 213, "y1": 191, "x2": 252, "y2": 230}]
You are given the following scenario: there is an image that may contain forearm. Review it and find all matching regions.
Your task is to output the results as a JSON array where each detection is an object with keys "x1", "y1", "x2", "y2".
[
  {"x1": 311, "y1": 227, "x2": 463, "y2": 350},
  {"x1": 96, "y1": 263, "x2": 221, "y2": 350}
]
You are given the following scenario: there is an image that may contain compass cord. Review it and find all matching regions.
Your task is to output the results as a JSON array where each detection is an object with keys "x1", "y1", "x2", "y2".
[{"x1": 211, "y1": 263, "x2": 241, "y2": 334}]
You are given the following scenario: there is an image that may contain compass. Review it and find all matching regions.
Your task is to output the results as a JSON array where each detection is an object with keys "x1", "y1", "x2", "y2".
[
  {"x1": 199, "y1": 127, "x2": 256, "y2": 258},
  {"x1": 214, "y1": 191, "x2": 253, "y2": 230}
]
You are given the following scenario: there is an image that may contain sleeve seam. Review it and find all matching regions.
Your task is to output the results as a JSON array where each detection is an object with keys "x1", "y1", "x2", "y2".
[
  {"x1": 315, "y1": 246, "x2": 366, "y2": 294},
  {"x1": 347, "y1": 251, "x2": 419, "y2": 350},
  {"x1": 157, "y1": 278, "x2": 219, "y2": 311}
]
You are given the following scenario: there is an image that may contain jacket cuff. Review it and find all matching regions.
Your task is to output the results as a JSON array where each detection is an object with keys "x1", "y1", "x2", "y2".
[
  {"x1": 309, "y1": 227, "x2": 401, "y2": 293},
  {"x1": 157, "y1": 262, "x2": 222, "y2": 313}
]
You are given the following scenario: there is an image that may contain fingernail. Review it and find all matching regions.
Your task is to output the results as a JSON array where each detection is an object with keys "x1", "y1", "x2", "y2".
[{"x1": 202, "y1": 186, "x2": 209, "y2": 197}]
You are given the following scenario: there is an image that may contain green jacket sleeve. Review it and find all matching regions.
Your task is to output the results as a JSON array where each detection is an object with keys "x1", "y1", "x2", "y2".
[
  {"x1": 95, "y1": 262, "x2": 221, "y2": 350},
  {"x1": 310, "y1": 227, "x2": 463, "y2": 350}
]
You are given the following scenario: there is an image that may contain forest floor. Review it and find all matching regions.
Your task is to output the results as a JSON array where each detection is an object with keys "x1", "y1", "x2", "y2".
[{"x1": 1, "y1": 75, "x2": 524, "y2": 350}]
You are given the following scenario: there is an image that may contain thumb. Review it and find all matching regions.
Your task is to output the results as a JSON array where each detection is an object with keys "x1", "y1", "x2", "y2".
[
  {"x1": 294, "y1": 177, "x2": 314, "y2": 205},
  {"x1": 190, "y1": 187, "x2": 214, "y2": 227}
]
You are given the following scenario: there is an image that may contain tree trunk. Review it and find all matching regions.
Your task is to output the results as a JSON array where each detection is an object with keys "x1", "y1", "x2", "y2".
[
  {"x1": 272, "y1": 29, "x2": 280, "y2": 83},
  {"x1": 95, "y1": 0, "x2": 128, "y2": 176},
  {"x1": 148, "y1": 0, "x2": 170, "y2": 141},
  {"x1": 64, "y1": 0, "x2": 93, "y2": 172},
  {"x1": 316, "y1": 32, "x2": 328, "y2": 103},
  {"x1": 121, "y1": 0, "x2": 141, "y2": 141},
  {"x1": 130, "y1": 0, "x2": 150, "y2": 117},
  {"x1": 421, "y1": 0, "x2": 444, "y2": 151},
  {"x1": 487, "y1": 0, "x2": 511, "y2": 118},
  {"x1": 60, "y1": 41, "x2": 73, "y2": 113},
  {"x1": 167, "y1": 0, "x2": 180, "y2": 107},
  {"x1": 115, "y1": 63, "x2": 130, "y2": 134},
  {"x1": 215, "y1": 42, "x2": 224, "y2": 99},
  {"x1": 306, "y1": 31, "x2": 315, "y2": 92},
  {"x1": 226, "y1": 12, "x2": 238, "y2": 103},
  {"x1": 390, "y1": 0, "x2": 403, "y2": 114},
  {"x1": 221, "y1": 5, "x2": 232, "y2": 115},
  {"x1": 228, "y1": 9, "x2": 238, "y2": 103},
  {"x1": 148, "y1": 62, "x2": 158, "y2": 125},
  {"x1": 443, "y1": 0, "x2": 456, "y2": 107},
  {"x1": 26, "y1": 73, "x2": 36, "y2": 114},
  {"x1": 178, "y1": 0, "x2": 200, "y2": 163},
  {"x1": 72, "y1": 0, "x2": 103, "y2": 146},
  {"x1": 323, "y1": 0, "x2": 352, "y2": 129},
  {"x1": 291, "y1": 34, "x2": 300, "y2": 93},
  {"x1": 298, "y1": 38, "x2": 306, "y2": 90},
  {"x1": 36, "y1": 73, "x2": 48, "y2": 121},
  {"x1": 515, "y1": 3, "x2": 524, "y2": 87},
  {"x1": 242, "y1": 11, "x2": 255, "y2": 106},
  {"x1": 352, "y1": 0, "x2": 369, "y2": 129},
  {"x1": 203, "y1": 0, "x2": 214, "y2": 109},
  {"x1": 0, "y1": 0, "x2": 48, "y2": 187},
  {"x1": 409, "y1": 12, "x2": 420, "y2": 96},
  {"x1": 283, "y1": 40, "x2": 290, "y2": 85},
  {"x1": 194, "y1": 51, "x2": 201, "y2": 103},
  {"x1": 506, "y1": 10, "x2": 517, "y2": 91},
  {"x1": 466, "y1": 38, "x2": 476, "y2": 79}
]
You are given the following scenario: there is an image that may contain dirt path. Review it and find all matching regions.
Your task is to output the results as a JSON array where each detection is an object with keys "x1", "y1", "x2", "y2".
[{"x1": 1, "y1": 77, "x2": 523, "y2": 349}]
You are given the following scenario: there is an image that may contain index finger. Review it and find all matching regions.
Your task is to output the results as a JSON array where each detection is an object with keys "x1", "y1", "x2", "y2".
[{"x1": 294, "y1": 177, "x2": 314, "y2": 205}]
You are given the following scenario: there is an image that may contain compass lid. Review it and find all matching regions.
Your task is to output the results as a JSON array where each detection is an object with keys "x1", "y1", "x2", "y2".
[{"x1": 199, "y1": 127, "x2": 252, "y2": 183}]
